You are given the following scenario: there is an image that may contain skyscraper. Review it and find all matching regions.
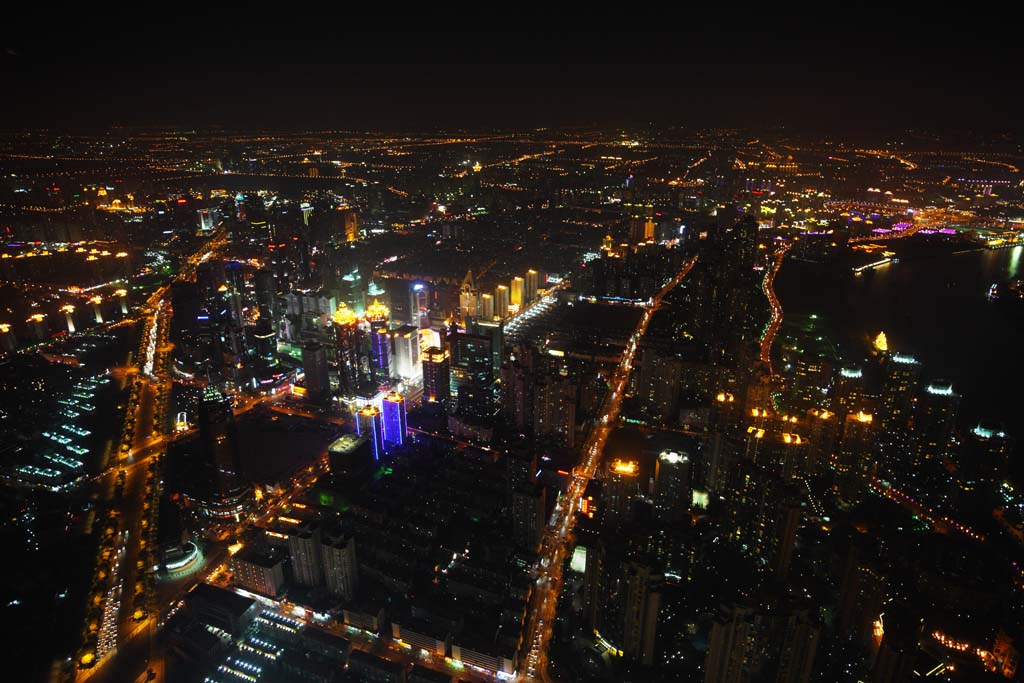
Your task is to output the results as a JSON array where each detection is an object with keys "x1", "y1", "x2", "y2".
[
  {"x1": 287, "y1": 519, "x2": 323, "y2": 587},
  {"x1": 333, "y1": 303, "x2": 367, "y2": 397},
  {"x1": 911, "y1": 380, "x2": 959, "y2": 464},
  {"x1": 390, "y1": 324, "x2": 421, "y2": 381},
  {"x1": 301, "y1": 341, "x2": 330, "y2": 402},
  {"x1": 321, "y1": 526, "x2": 358, "y2": 600},
  {"x1": 603, "y1": 459, "x2": 640, "y2": 530},
  {"x1": 197, "y1": 387, "x2": 250, "y2": 520},
  {"x1": 422, "y1": 347, "x2": 451, "y2": 407},
  {"x1": 532, "y1": 372, "x2": 577, "y2": 447},
  {"x1": 879, "y1": 353, "x2": 922, "y2": 431},
  {"x1": 480, "y1": 293, "x2": 494, "y2": 320},
  {"x1": 512, "y1": 484, "x2": 546, "y2": 551},
  {"x1": 356, "y1": 405, "x2": 385, "y2": 463},
  {"x1": 525, "y1": 269, "x2": 539, "y2": 302},
  {"x1": 370, "y1": 327, "x2": 391, "y2": 386},
  {"x1": 494, "y1": 284, "x2": 509, "y2": 320},
  {"x1": 381, "y1": 392, "x2": 408, "y2": 451},
  {"x1": 510, "y1": 276, "x2": 525, "y2": 307},
  {"x1": 654, "y1": 449, "x2": 691, "y2": 522}
]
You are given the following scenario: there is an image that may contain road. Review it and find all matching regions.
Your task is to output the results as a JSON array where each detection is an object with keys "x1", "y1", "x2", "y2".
[
  {"x1": 75, "y1": 230, "x2": 227, "y2": 682},
  {"x1": 519, "y1": 255, "x2": 697, "y2": 682},
  {"x1": 759, "y1": 241, "x2": 791, "y2": 374}
]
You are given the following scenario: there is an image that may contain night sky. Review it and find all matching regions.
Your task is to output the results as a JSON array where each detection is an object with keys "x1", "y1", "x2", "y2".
[{"x1": 3, "y1": 19, "x2": 1022, "y2": 132}]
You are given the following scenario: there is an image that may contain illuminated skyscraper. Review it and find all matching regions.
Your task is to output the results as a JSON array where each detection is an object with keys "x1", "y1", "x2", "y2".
[
  {"x1": 911, "y1": 380, "x2": 959, "y2": 464},
  {"x1": 510, "y1": 276, "x2": 525, "y2": 307},
  {"x1": 525, "y1": 269, "x2": 539, "y2": 302},
  {"x1": 340, "y1": 208, "x2": 358, "y2": 242},
  {"x1": 332, "y1": 303, "x2": 367, "y2": 396},
  {"x1": 480, "y1": 293, "x2": 494, "y2": 319},
  {"x1": 494, "y1": 285, "x2": 509, "y2": 320},
  {"x1": 381, "y1": 392, "x2": 408, "y2": 451},
  {"x1": 370, "y1": 327, "x2": 391, "y2": 386},
  {"x1": 422, "y1": 347, "x2": 451, "y2": 407},
  {"x1": 390, "y1": 325, "x2": 421, "y2": 381},
  {"x1": 356, "y1": 405, "x2": 385, "y2": 463}
]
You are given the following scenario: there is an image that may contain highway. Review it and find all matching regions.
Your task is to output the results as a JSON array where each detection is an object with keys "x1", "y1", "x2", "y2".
[{"x1": 519, "y1": 255, "x2": 697, "y2": 683}]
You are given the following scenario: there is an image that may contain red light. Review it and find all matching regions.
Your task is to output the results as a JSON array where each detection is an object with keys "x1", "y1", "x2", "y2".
[{"x1": 177, "y1": 199, "x2": 187, "y2": 204}]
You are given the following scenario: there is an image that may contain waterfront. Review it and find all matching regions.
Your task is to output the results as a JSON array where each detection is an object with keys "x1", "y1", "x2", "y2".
[{"x1": 776, "y1": 244, "x2": 1024, "y2": 432}]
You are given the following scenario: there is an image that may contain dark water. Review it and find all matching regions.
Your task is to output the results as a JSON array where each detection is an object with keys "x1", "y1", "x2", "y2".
[{"x1": 775, "y1": 245, "x2": 1024, "y2": 430}]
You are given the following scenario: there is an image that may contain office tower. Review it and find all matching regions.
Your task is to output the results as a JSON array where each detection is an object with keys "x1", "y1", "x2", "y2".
[
  {"x1": 422, "y1": 347, "x2": 451, "y2": 407},
  {"x1": 381, "y1": 392, "x2": 408, "y2": 451},
  {"x1": 494, "y1": 284, "x2": 509, "y2": 320},
  {"x1": 525, "y1": 269, "x2": 539, "y2": 302},
  {"x1": 197, "y1": 387, "x2": 249, "y2": 520},
  {"x1": 370, "y1": 326, "x2": 391, "y2": 386},
  {"x1": 879, "y1": 353, "x2": 922, "y2": 431},
  {"x1": 301, "y1": 341, "x2": 330, "y2": 402},
  {"x1": 959, "y1": 423, "x2": 1014, "y2": 484},
  {"x1": 776, "y1": 608, "x2": 821, "y2": 683},
  {"x1": 512, "y1": 484, "x2": 546, "y2": 551},
  {"x1": 253, "y1": 269, "x2": 278, "y2": 330},
  {"x1": 654, "y1": 450, "x2": 691, "y2": 522},
  {"x1": 510, "y1": 276, "x2": 525, "y2": 307},
  {"x1": 287, "y1": 519, "x2": 323, "y2": 587},
  {"x1": 356, "y1": 405, "x2": 385, "y2": 463},
  {"x1": 321, "y1": 526, "x2": 358, "y2": 600},
  {"x1": 479, "y1": 293, "x2": 494, "y2": 320},
  {"x1": 340, "y1": 208, "x2": 358, "y2": 242},
  {"x1": 911, "y1": 380, "x2": 959, "y2": 464},
  {"x1": 333, "y1": 303, "x2": 367, "y2": 397},
  {"x1": 390, "y1": 325, "x2": 421, "y2": 380},
  {"x1": 704, "y1": 604, "x2": 768, "y2": 683},
  {"x1": 532, "y1": 372, "x2": 577, "y2": 447},
  {"x1": 603, "y1": 459, "x2": 640, "y2": 530}
]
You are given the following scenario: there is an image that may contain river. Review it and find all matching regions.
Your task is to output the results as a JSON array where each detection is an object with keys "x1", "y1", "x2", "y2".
[{"x1": 775, "y1": 244, "x2": 1024, "y2": 431}]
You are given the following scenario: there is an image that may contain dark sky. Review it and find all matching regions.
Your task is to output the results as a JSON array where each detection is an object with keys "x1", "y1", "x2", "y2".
[{"x1": 2, "y1": 18, "x2": 1022, "y2": 133}]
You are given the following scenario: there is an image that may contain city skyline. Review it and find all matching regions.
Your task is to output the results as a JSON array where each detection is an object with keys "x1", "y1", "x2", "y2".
[{"x1": 2, "y1": 26, "x2": 1024, "y2": 683}]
